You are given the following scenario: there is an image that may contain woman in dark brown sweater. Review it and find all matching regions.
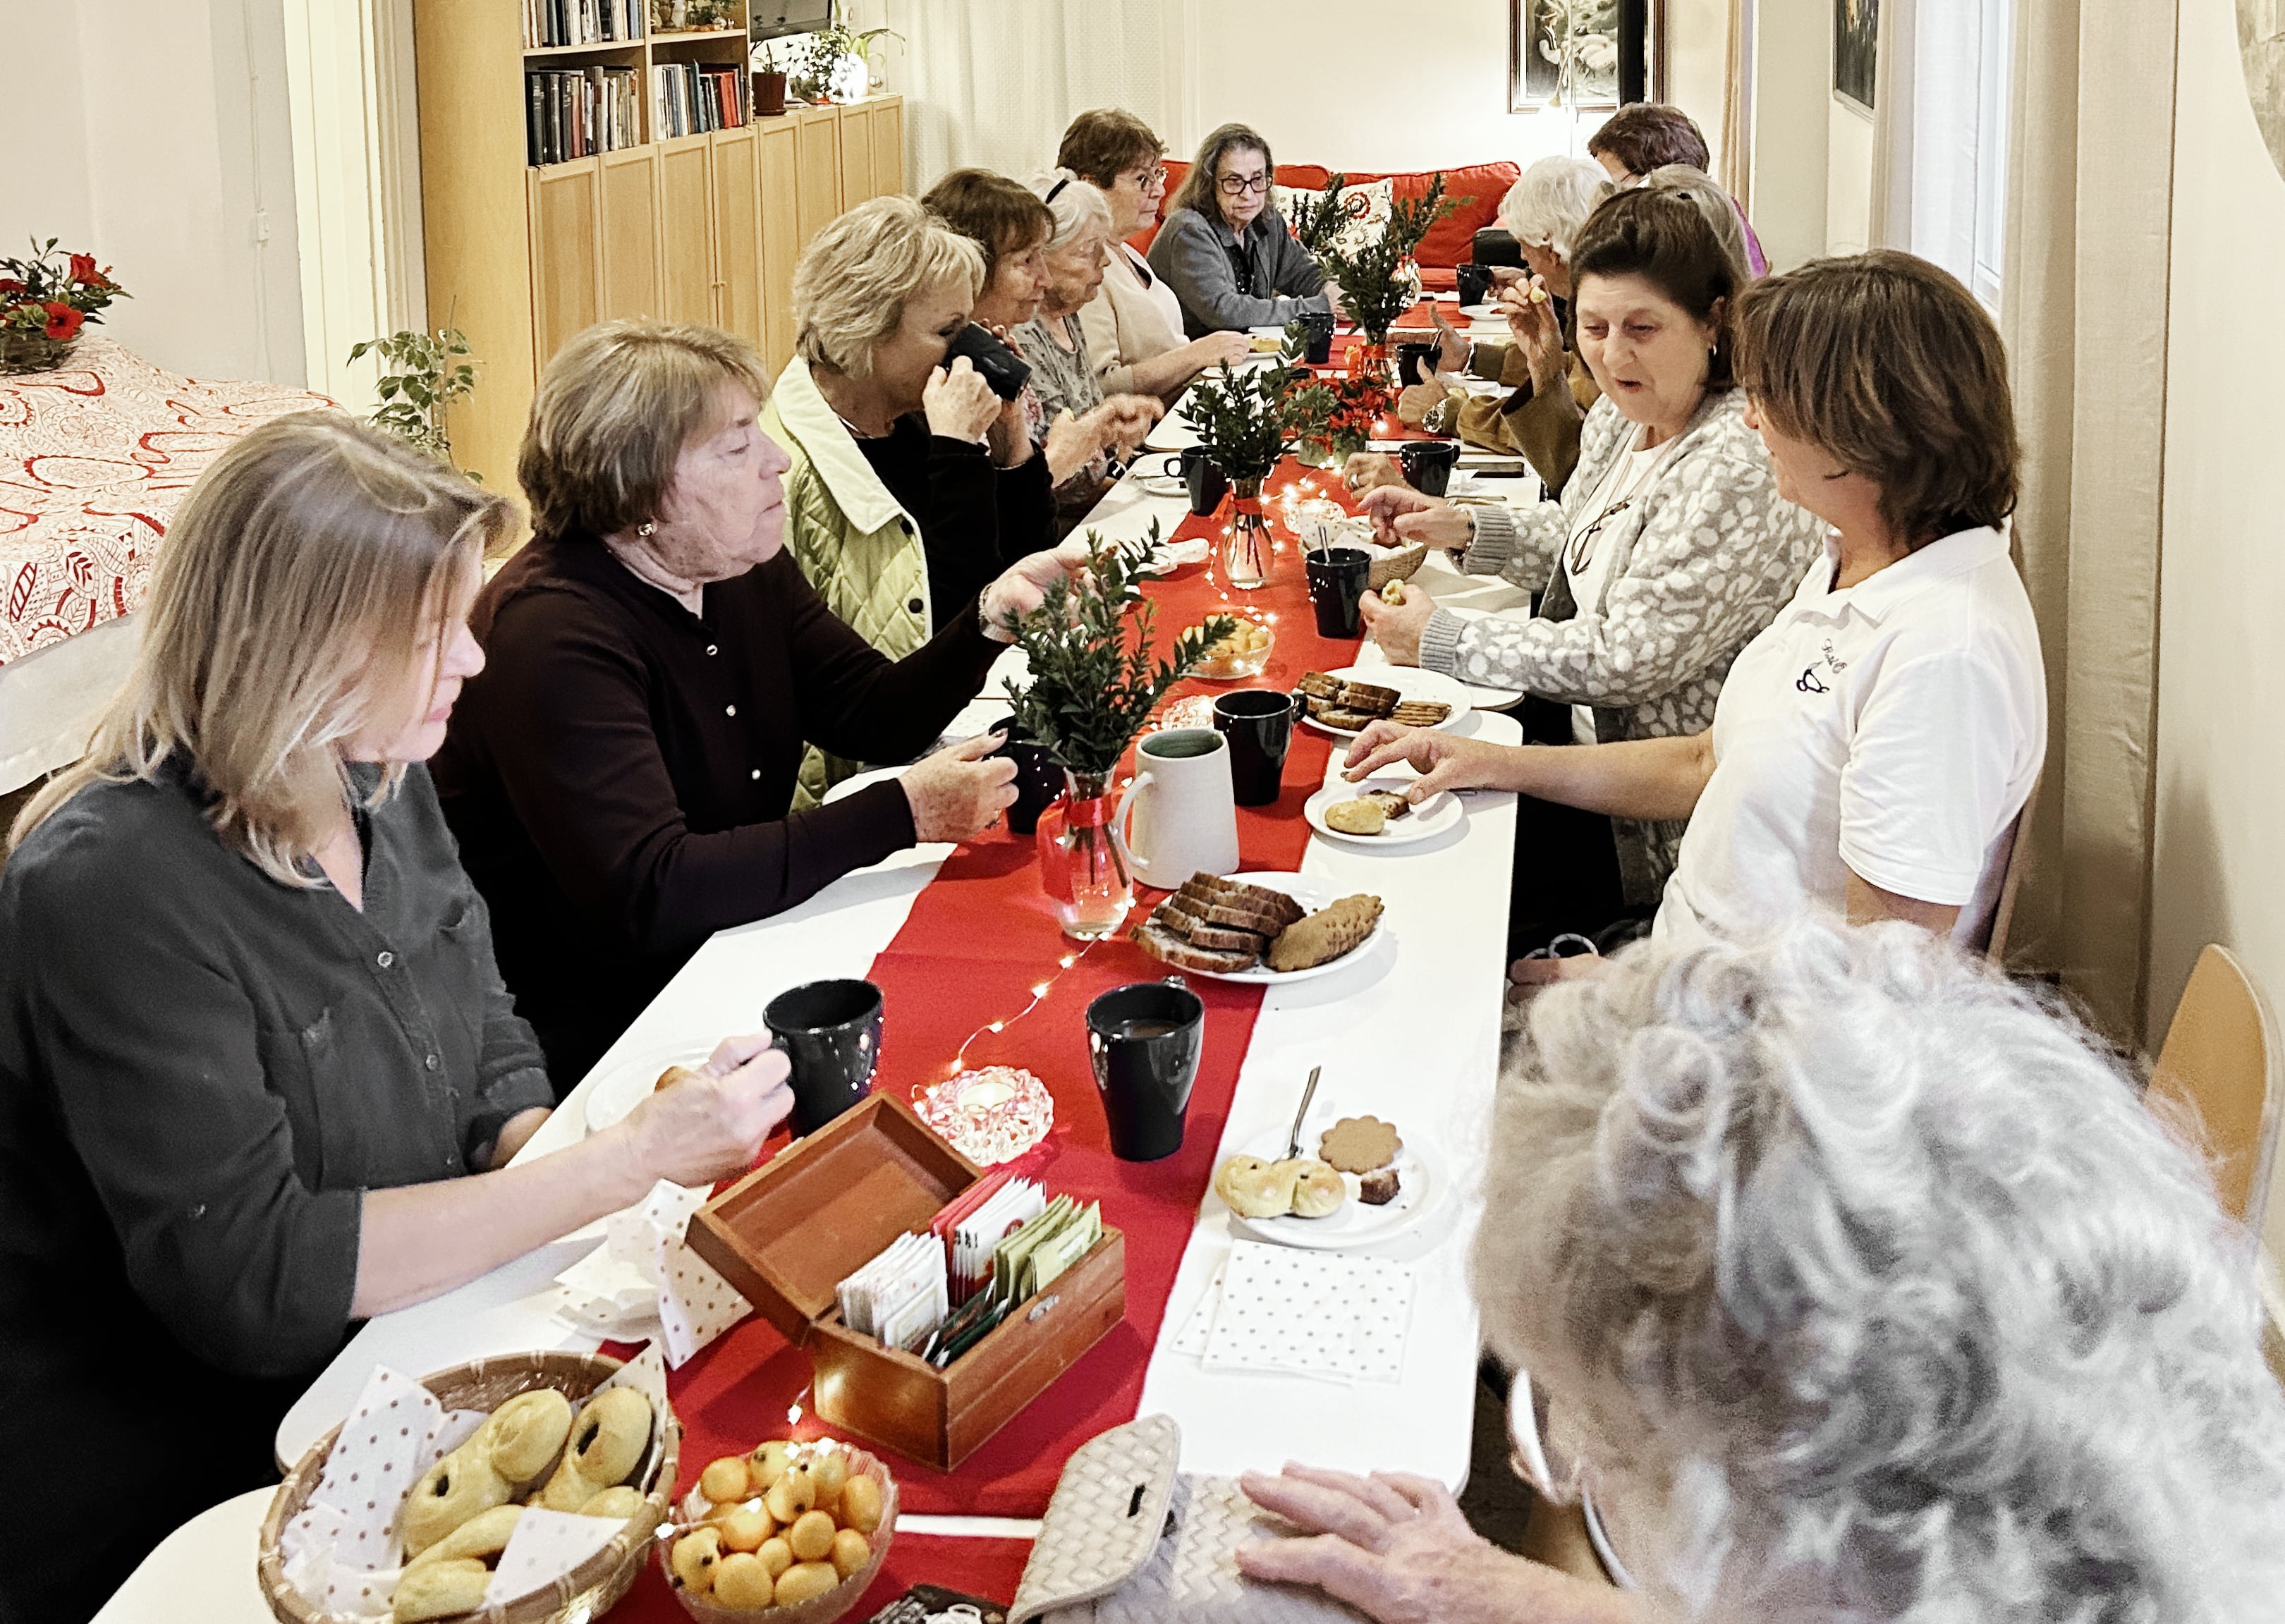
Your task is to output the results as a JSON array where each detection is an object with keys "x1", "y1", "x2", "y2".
[{"x1": 434, "y1": 321, "x2": 1083, "y2": 1090}]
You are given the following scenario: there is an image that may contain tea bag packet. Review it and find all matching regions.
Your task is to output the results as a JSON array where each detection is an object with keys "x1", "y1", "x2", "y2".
[
  {"x1": 1025, "y1": 1202, "x2": 1102, "y2": 1296},
  {"x1": 838, "y1": 1231, "x2": 950, "y2": 1350},
  {"x1": 993, "y1": 1196, "x2": 1074, "y2": 1307},
  {"x1": 953, "y1": 1178, "x2": 1044, "y2": 1302}
]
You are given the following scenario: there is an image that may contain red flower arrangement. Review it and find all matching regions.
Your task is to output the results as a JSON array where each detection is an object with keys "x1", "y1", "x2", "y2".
[
  {"x1": 1, "y1": 238, "x2": 128, "y2": 371},
  {"x1": 1281, "y1": 363, "x2": 1396, "y2": 463}
]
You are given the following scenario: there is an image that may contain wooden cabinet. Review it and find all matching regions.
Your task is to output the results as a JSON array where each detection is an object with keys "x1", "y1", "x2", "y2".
[
  {"x1": 794, "y1": 106, "x2": 843, "y2": 248},
  {"x1": 839, "y1": 102, "x2": 877, "y2": 211},
  {"x1": 599, "y1": 146, "x2": 664, "y2": 321},
  {"x1": 528, "y1": 159, "x2": 602, "y2": 366},
  {"x1": 757, "y1": 118, "x2": 801, "y2": 371},
  {"x1": 872, "y1": 98, "x2": 906, "y2": 196},
  {"x1": 415, "y1": 0, "x2": 903, "y2": 496},
  {"x1": 659, "y1": 134, "x2": 717, "y2": 328},
  {"x1": 711, "y1": 127, "x2": 765, "y2": 353}
]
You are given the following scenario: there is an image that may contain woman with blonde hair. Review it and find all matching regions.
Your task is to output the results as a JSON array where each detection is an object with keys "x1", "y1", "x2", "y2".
[
  {"x1": 1054, "y1": 108, "x2": 1253, "y2": 401},
  {"x1": 0, "y1": 415, "x2": 796, "y2": 1620},
  {"x1": 434, "y1": 319, "x2": 1086, "y2": 1085}
]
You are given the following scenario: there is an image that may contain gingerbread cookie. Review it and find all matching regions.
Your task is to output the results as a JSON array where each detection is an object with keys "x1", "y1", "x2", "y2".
[{"x1": 1318, "y1": 1116, "x2": 1401, "y2": 1173}]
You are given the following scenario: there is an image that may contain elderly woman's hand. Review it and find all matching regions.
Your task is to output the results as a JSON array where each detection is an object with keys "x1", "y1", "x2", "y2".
[
  {"x1": 1500, "y1": 276, "x2": 1568, "y2": 393},
  {"x1": 1342, "y1": 452, "x2": 1406, "y2": 496},
  {"x1": 980, "y1": 537, "x2": 1092, "y2": 637},
  {"x1": 1043, "y1": 409, "x2": 1097, "y2": 484},
  {"x1": 617, "y1": 1036, "x2": 794, "y2": 1188},
  {"x1": 985, "y1": 394, "x2": 1035, "y2": 469},
  {"x1": 901, "y1": 732, "x2": 1019, "y2": 843},
  {"x1": 1359, "y1": 582, "x2": 1435, "y2": 666},
  {"x1": 1358, "y1": 485, "x2": 1475, "y2": 552},
  {"x1": 1092, "y1": 393, "x2": 1165, "y2": 460},
  {"x1": 923, "y1": 358, "x2": 1001, "y2": 443},
  {"x1": 1396, "y1": 381, "x2": 1453, "y2": 429},
  {"x1": 1234, "y1": 1466, "x2": 1617, "y2": 1624}
]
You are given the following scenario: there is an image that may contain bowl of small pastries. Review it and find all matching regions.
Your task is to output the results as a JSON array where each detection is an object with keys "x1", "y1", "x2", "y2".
[
  {"x1": 1189, "y1": 617, "x2": 1275, "y2": 680},
  {"x1": 660, "y1": 1439, "x2": 897, "y2": 1622},
  {"x1": 257, "y1": 1350, "x2": 676, "y2": 1624}
]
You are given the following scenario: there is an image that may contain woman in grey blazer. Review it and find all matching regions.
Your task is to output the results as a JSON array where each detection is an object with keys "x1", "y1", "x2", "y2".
[{"x1": 1145, "y1": 122, "x2": 1336, "y2": 337}]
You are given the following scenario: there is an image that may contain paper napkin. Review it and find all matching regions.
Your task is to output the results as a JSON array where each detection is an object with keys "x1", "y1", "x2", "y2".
[
  {"x1": 1194, "y1": 1241, "x2": 1415, "y2": 1385},
  {"x1": 554, "y1": 1179, "x2": 751, "y2": 1366}
]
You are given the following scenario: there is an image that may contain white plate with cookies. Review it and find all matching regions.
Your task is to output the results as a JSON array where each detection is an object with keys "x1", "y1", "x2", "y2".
[
  {"x1": 581, "y1": 1038, "x2": 720, "y2": 1136},
  {"x1": 1296, "y1": 665, "x2": 1474, "y2": 738},
  {"x1": 1218, "y1": 1122, "x2": 1442, "y2": 1251},
  {"x1": 1303, "y1": 778, "x2": 1462, "y2": 846}
]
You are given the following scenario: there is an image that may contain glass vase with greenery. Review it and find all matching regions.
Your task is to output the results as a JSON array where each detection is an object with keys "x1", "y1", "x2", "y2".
[
  {"x1": 1288, "y1": 173, "x2": 1454, "y2": 360},
  {"x1": 995, "y1": 530, "x2": 1233, "y2": 936}
]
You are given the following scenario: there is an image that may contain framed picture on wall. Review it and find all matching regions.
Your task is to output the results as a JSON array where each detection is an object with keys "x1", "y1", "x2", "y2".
[
  {"x1": 1834, "y1": 0, "x2": 1878, "y2": 113},
  {"x1": 1510, "y1": 0, "x2": 1664, "y2": 113}
]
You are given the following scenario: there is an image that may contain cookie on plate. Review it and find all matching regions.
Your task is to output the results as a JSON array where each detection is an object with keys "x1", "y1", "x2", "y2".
[
  {"x1": 1323, "y1": 798, "x2": 1387, "y2": 836},
  {"x1": 1319, "y1": 1114, "x2": 1401, "y2": 1173}
]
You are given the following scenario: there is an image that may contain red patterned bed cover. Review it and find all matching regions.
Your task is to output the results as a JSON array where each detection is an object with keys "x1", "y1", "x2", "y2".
[{"x1": 0, "y1": 338, "x2": 334, "y2": 666}]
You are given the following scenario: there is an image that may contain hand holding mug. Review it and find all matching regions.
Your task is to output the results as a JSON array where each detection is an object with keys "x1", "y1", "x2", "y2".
[
  {"x1": 902, "y1": 733, "x2": 1019, "y2": 841},
  {"x1": 922, "y1": 358, "x2": 999, "y2": 442},
  {"x1": 619, "y1": 1038, "x2": 793, "y2": 1188}
]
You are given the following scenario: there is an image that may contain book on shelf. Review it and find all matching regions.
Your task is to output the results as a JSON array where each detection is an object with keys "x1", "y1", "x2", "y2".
[
  {"x1": 650, "y1": 60, "x2": 750, "y2": 140},
  {"x1": 524, "y1": 0, "x2": 644, "y2": 51},
  {"x1": 525, "y1": 65, "x2": 640, "y2": 166}
]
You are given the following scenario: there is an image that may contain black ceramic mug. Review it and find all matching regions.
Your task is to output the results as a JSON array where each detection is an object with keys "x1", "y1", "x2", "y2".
[
  {"x1": 1396, "y1": 341, "x2": 1441, "y2": 389},
  {"x1": 1296, "y1": 310, "x2": 1336, "y2": 365},
  {"x1": 764, "y1": 977, "x2": 884, "y2": 1135},
  {"x1": 1456, "y1": 262, "x2": 1494, "y2": 308},
  {"x1": 992, "y1": 722, "x2": 1066, "y2": 837},
  {"x1": 1305, "y1": 545, "x2": 1373, "y2": 638},
  {"x1": 1401, "y1": 439, "x2": 1461, "y2": 497},
  {"x1": 1086, "y1": 979, "x2": 1205, "y2": 1161},
  {"x1": 1181, "y1": 445, "x2": 1228, "y2": 516},
  {"x1": 1213, "y1": 688, "x2": 1297, "y2": 807}
]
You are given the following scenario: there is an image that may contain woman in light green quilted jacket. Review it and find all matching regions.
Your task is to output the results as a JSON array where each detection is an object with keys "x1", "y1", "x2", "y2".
[{"x1": 763, "y1": 196, "x2": 1056, "y2": 802}]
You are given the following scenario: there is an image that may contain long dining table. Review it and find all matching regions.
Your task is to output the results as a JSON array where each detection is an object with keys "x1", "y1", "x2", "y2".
[{"x1": 95, "y1": 349, "x2": 1537, "y2": 1623}]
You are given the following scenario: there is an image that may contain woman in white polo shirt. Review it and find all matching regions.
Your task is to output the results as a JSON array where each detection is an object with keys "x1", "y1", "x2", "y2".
[{"x1": 1343, "y1": 250, "x2": 2046, "y2": 965}]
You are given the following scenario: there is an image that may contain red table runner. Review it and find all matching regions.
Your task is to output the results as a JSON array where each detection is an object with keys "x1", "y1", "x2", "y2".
[{"x1": 609, "y1": 463, "x2": 1365, "y2": 1621}]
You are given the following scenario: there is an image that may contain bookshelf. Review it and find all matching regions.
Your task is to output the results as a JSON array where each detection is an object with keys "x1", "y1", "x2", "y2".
[{"x1": 412, "y1": 0, "x2": 903, "y2": 508}]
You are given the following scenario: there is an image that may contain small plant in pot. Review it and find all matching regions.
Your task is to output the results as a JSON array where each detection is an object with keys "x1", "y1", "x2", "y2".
[
  {"x1": 752, "y1": 42, "x2": 788, "y2": 116},
  {"x1": 1181, "y1": 348, "x2": 1319, "y2": 588},
  {"x1": 347, "y1": 324, "x2": 481, "y2": 482},
  {"x1": 790, "y1": 1, "x2": 901, "y2": 103},
  {"x1": 0, "y1": 239, "x2": 128, "y2": 374},
  {"x1": 995, "y1": 528, "x2": 1232, "y2": 939}
]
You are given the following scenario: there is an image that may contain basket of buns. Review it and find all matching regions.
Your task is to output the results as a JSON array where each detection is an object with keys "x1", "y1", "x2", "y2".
[
  {"x1": 661, "y1": 1439, "x2": 897, "y2": 1621},
  {"x1": 257, "y1": 1350, "x2": 677, "y2": 1624}
]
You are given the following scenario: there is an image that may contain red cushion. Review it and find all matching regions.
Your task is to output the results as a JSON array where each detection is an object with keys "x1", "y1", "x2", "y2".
[{"x1": 1122, "y1": 160, "x2": 1521, "y2": 267}]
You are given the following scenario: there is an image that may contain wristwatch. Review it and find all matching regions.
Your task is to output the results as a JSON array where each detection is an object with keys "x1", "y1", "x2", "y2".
[{"x1": 1425, "y1": 391, "x2": 1463, "y2": 437}]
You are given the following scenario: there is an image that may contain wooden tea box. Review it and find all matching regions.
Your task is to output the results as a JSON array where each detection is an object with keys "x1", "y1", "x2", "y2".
[{"x1": 687, "y1": 1093, "x2": 1126, "y2": 1470}]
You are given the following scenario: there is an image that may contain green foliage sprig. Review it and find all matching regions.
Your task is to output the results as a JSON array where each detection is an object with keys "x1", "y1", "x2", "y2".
[
  {"x1": 997, "y1": 527, "x2": 1235, "y2": 779},
  {"x1": 1182, "y1": 348, "x2": 1319, "y2": 484},
  {"x1": 1304, "y1": 173, "x2": 1456, "y2": 343},
  {"x1": 1286, "y1": 172, "x2": 1358, "y2": 260},
  {"x1": 347, "y1": 326, "x2": 480, "y2": 480}
]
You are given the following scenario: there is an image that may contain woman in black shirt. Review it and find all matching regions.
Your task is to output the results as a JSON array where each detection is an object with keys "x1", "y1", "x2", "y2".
[{"x1": 0, "y1": 415, "x2": 793, "y2": 1622}]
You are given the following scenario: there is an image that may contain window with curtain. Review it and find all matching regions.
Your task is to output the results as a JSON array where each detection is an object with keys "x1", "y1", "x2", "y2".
[
  {"x1": 1969, "y1": 0, "x2": 2012, "y2": 306},
  {"x1": 1872, "y1": 0, "x2": 2014, "y2": 305}
]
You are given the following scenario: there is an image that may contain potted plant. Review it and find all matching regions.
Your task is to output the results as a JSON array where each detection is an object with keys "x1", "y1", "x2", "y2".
[
  {"x1": 996, "y1": 530, "x2": 1232, "y2": 939},
  {"x1": 0, "y1": 239, "x2": 128, "y2": 374},
  {"x1": 1181, "y1": 350, "x2": 1318, "y2": 587},
  {"x1": 1288, "y1": 174, "x2": 1453, "y2": 384},
  {"x1": 791, "y1": 1, "x2": 901, "y2": 104},
  {"x1": 753, "y1": 42, "x2": 788, "y2": 116},
  {"x1": 346, "y1": 324, "x2": 481, "y2": 482}
]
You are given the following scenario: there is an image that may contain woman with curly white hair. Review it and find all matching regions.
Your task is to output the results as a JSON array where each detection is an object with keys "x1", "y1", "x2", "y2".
[{"x1": 1238, "y1": 922, "x2": 2285, "y2": 1621}]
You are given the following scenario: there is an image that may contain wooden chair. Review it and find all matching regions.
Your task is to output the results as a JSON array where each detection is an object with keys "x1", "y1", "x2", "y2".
[
  {"x1": 2148, "y1": 945, "x2": 2284, "y2": 1233},
  {"x1": 1980, "y1": 776, "x2": 2040, "y2": 963}
]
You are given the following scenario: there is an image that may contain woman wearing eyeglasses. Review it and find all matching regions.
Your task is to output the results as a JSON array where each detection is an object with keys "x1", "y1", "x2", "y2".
[
  {"x1": 1055, "y1": 109, "x2": 1255, "y2": 402},
  {"x1": 1355, "y1": 188, "x2": 1824, "y2": 951},
  {"x1": 1146, "y1": 122, "x2": 1339, "y2": 338}
]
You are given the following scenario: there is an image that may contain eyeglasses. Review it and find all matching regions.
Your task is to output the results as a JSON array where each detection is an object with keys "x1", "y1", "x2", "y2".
[
  {"x1": 1216, "y1": 172, "x2": 1272, "y2": 195},
  {"x1": 1127, "y1": 164, "x2": 1168, "y2": 187}
]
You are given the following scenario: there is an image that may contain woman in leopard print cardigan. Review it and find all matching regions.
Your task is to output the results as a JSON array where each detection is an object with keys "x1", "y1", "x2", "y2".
[{"x1": 1360, "y1": 190, "x2": 1824, "y2": 927}]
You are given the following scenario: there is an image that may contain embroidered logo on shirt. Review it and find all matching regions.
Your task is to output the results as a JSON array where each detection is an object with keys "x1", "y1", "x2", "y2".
[{"x1": 1796, "y1": 666, "x2": 1830, "y2": 695}]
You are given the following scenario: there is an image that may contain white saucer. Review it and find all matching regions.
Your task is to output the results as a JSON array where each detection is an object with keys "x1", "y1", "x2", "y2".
[
  {"x1": 1224, "y1": 1128, "x2": 1443, "y2": 1251},
  {"x1": 580, "y1": 1038, "x2": 721, "y2": 1135},
  {"x1": 1303, "y1": 778, "x2": 1463, "y2": 846}
]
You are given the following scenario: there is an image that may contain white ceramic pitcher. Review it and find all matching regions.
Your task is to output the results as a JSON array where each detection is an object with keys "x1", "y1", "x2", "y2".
[{"x1": 1114, "y1": 728, "x2": 1240, "y2": 884}]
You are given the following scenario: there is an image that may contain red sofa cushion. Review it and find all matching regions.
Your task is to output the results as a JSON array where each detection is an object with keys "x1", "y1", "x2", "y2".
[{"x1": 1123, "y1": 159, "x2": 1519, "y2": 269}]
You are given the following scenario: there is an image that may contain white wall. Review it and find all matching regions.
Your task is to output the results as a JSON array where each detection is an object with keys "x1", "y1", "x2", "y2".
[
  {"x1": 1748, "y1": 0, "x2": 1830, "y2": 267},
  {"x1": 0, "y1": 1, "x2": 305, "y2": 384},
  {"x1": 1824, "y1": 97, "x2": 1872, "y2": 252},
  {"x1": 2148, "y1": 0, "x2": 2285, "y2": 1259},
  {"x1": 873, "y1": 0, "x2": 1740, "y2": 195}
]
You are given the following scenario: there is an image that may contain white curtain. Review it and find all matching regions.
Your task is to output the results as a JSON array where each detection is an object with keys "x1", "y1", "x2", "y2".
[
  {"x1": 880, "y1": 0, "x2": 1176, "y2": 191},
  {"x1": 1867, "y1": 0, "x2": 1985, "y2": 278},
  {"x1": 1999, "y1": 0, "x2": 2179, "y2": 1039}
]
